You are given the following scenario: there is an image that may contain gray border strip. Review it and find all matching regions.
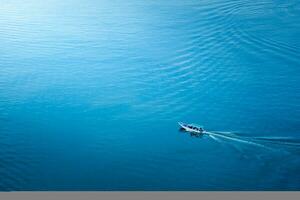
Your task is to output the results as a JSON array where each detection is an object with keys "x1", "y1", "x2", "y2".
[{"x1": 0, "y1": 192, "x2": 300, "y2": 200}]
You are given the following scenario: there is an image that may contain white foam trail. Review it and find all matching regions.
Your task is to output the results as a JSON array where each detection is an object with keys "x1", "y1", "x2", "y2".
[
  {"x1": 251, "y1": 137, "x2": 300, "y2": 147},
  {"x1": 204, "y1": 131, "x2": 274, "y2": 151},
  {"x1": 208, "y1": 134, "x2": 223, "y2": 143}
]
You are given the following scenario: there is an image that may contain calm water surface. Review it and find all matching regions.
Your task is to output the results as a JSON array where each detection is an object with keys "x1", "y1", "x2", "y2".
[{"x1": 0, "y1": 0, "x2": 300, "y2": 190}]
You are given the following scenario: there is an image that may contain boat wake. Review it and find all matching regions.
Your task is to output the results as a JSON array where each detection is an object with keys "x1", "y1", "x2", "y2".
[
  {"x1": 205, "y1": 131, "x2": 272, "y2": 150},
  {"x1": 206, "y1": 131, "x2": 300, "y2": 153},
  {"x1": 182, "y1": 128, "x2": 300, "y2": 153}
]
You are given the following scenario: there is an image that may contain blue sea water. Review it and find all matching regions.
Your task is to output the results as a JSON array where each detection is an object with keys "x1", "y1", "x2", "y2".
[{"x1": 0, "y1": 0, "x2": 300, "y2": 191}]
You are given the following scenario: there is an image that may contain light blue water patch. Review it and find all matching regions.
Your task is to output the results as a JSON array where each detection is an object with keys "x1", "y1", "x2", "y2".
[{"x1": 0, "y1": 0, "x2": 300, "y2": 190}]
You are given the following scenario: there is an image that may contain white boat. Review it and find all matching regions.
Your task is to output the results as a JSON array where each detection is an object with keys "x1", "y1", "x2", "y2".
[{"x1": 178, "y1": 122, "x2": 204, "y2": 134}]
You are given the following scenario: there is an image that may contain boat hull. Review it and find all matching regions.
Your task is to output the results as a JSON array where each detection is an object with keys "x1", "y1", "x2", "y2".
[{"x1": 178, "y1": 122, "x2": 203, "y2": 134}]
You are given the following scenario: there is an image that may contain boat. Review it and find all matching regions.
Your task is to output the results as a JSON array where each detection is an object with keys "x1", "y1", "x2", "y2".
[{"x1": 178, "y1": 122, "x2": 204, "y2": 134}]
